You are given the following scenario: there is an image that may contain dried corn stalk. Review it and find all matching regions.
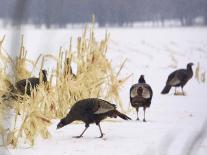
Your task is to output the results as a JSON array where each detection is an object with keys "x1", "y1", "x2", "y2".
[
  {"x1": 0, "y1": 23, "x2": 130, "y2": 148},
  {"x1": 195, "y1": 62, "x2": 200, "y2": 82}
]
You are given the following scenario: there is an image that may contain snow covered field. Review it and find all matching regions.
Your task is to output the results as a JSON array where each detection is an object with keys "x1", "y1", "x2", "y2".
[{"x1": 1, "y1": 27, "x2": 207, "y2": 155}]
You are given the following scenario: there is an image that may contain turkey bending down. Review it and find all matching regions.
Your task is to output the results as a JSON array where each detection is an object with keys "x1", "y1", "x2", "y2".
[
  {"x1": 130, "y1": 75, "x2": 153, "y2": 122},
  {"x1": 161, "y1": 63, "x2": 194, "y2": 95},
  {"x1": 57, "y1": 98, "x2": 131, "y2": 138}
]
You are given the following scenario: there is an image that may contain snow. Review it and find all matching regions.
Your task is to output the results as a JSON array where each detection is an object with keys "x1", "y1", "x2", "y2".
[{"x1": 1, "y1": 27, "x2": 207, "y2": 155}]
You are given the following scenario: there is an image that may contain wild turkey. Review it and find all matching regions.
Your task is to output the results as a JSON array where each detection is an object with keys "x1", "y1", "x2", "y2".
[
  {"x1": 130, "y1": 75, "x2": 153, "y2": 121},
  {"x1": 3, "y1": 70, "x2": 48, "y2": 100},
  {"x1": 161, "y1": 63, "x2": 194, "y2": 95},
  {"x1": 57, "y1": 98, "x2": 131, "y2": 138},
  {"x1": 14, "y1": 69, "x2": 47, "y2": 96}
]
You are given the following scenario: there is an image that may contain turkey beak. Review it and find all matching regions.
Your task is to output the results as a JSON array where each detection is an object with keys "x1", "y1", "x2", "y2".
[
  {"x1": 56, "y1": 125, "x2": 63, "y2": 130},
  {"x1": 56, "y1": 122, "x2": 62, "y2": 130}
]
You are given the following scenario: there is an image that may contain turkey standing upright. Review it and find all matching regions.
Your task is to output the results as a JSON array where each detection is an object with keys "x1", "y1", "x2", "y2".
[
  {"x1": 57, "y1": 98, "x2": 131, "y2": 138},
  {"x1": 130, "y1": 75, "x2": 153, "y2": 121},
  {"x1": 2, "y1": 70, "x2": 47, "y2": 101},
  {"x1": 13, "y1": 69, "x2": 47, "y2": 96},
  {"x1": 161, "y1": 63, "x2": 194, "y2": 95}
]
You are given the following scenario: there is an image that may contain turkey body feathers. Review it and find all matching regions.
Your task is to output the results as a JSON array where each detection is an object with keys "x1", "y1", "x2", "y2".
[
  {"x1": 2, "y1": 70, "x2": 47, "y2": 100},
  {"x1": 64, "y1": 98, "x2": 130, "y2": 124},
  {"x1": 15, "y1": 77, "x2": 41, "y2": 95},
  {"x1": 14, "y1": 69, "x2": 47, "y2": 96},
  {"x1": 130, "y1": 83, "x2": 153, "y2": 107}
]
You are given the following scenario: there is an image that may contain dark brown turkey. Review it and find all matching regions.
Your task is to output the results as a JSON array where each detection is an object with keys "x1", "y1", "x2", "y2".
[
  {"x1": 13, "y1": 69, "x2": 47, "y2": 96},
  {"x1": 161, "y1": 63, "x2": 193, "y2": 95},
  {"x1": 2, "y1": 70, "x2": 47, "y2": 100},
  {"x1": 130, "y1": 75, "x2": 153, "y2": 122},
  {"x1": 57, "y1": 98, "x2": 131, "y2": 138}
]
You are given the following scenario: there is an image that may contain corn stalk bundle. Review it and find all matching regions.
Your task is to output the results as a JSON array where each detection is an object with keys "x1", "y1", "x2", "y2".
[{"x1": 0, "y1": 24, "x2": 130, "y2": 148}]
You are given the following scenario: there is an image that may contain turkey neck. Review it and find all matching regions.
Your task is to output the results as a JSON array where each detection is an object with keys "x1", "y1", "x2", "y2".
[
  {"x1": 138, "y1": 78, "x2": 146, "y2": 84},
  {"x1": 43, "y1": 74, "x2": 47, "y2": 82},
  {"x1": 65, "y1": 114, "x2": 75, "y2": 125},
  {"x1": 40, "y1": 72, "x2": 47, "y2": 83},
  {"x1": 187, "y1": 65, "x2": 193, "y2": 77}
]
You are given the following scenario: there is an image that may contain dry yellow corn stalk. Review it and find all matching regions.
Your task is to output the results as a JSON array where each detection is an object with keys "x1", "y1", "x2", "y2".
[
  {"x1": 0, "y1": 22, "x2": 130, "y2": 148},
  {"x1": 195, "y1": 62, "x2": 200, "y2": 82}
]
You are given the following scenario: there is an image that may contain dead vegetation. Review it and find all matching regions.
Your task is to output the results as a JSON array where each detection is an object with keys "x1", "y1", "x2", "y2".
[
  {"x1": 0, "y1": 23, "x2": 130, "y2": 148},
  {"x1": 195, "y1": 62, "x2": 206, "y2": 84}
]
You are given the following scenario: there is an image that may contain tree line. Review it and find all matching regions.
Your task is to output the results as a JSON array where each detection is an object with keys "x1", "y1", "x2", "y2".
[{"x1": 0, "y1": 0, "x2": 206, "y2": 27}]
